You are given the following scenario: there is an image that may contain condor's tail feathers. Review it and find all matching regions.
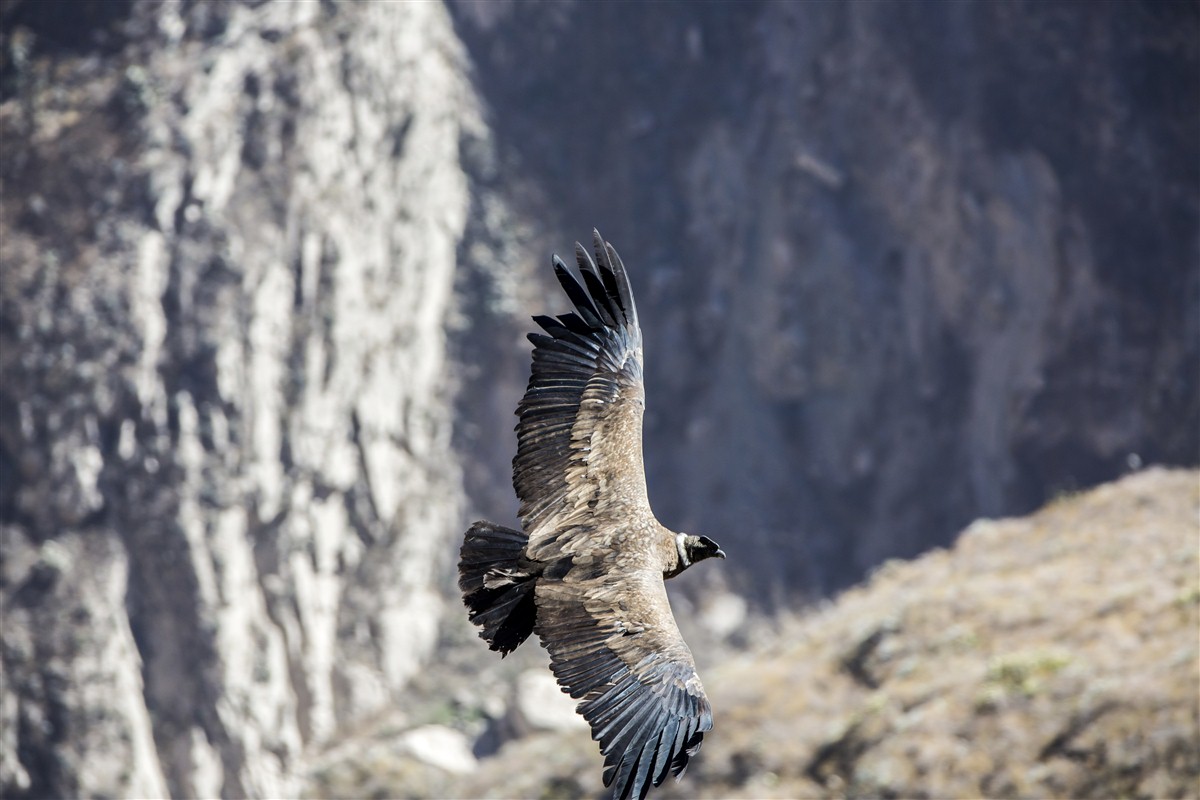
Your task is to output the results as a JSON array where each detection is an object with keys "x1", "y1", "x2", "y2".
[{"x1": 459, "y1": 521, "x2": 538, "y2": 656}]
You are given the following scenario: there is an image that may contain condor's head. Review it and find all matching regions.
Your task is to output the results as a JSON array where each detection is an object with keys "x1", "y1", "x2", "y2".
[{"x1": 670, "y1": 533, "x2": 726, "y2": 577}]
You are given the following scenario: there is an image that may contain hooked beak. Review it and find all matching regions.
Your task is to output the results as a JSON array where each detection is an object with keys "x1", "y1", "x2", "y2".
[{"x1": 715, "y1": 548, "x2": 727, "y2": 559}]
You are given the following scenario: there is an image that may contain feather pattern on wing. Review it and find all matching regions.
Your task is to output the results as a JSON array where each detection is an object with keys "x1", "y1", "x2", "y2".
[
  {"x1": 536, "y1": 572, "x2": 712, "y2": 800},
  {"x1": 513, "y1": 230, "x2": 645, "y2": 552}
]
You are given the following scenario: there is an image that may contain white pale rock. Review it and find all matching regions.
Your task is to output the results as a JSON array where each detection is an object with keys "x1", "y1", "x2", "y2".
[
  {"x1": 395, "y1": 725, "x2": 478, "y2": 775},
  {"x1": 508, "y1": 670, "x2": 590, "y2": 735}
]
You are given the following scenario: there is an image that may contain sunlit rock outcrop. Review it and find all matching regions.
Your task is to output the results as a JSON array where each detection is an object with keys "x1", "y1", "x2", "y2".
[{"x1": 1, "y1": 2, "x2": 489, "y2": 796}]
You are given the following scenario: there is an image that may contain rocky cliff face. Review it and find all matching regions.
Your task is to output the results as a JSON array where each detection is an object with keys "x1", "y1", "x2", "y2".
[
  {"x1": 1, "y1": 2, "x2": 490, "y2": 796},
  {"x1": 1, "y1": 1, "x2": 1196, "y2": 797}
]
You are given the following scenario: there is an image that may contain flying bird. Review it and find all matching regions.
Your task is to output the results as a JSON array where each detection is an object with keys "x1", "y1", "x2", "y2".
[{"x1": 459, "y1": 231, "x2": 725, "y2": 800}]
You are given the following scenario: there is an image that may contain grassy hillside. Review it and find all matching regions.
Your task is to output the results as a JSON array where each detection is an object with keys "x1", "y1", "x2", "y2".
[{"x1": 307, "y1": 468, "x2": 1199, "y2": 799}]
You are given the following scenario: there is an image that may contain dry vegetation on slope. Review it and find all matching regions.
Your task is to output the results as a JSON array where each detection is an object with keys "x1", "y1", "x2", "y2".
[
  {"x1": 693, "y1": 467, "x2": 1199, "y2": 800},
  {"x1": 307, "y1": 468, "x2": 1199, "y2": 799}
]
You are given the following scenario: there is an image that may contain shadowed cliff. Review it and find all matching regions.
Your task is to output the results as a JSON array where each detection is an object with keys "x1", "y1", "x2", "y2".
[{"x1": 448, "y1": 0, "x2": 1199, "y2": 599}]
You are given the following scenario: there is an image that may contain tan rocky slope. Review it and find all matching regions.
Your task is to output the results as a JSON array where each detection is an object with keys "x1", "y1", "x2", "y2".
[{"x1": 307, "y1": 467, "x2": 1199, "y2": 799}]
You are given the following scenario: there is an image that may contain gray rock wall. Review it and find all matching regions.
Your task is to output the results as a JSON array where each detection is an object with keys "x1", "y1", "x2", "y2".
[{"x1": 2, "y1": 2, "x2": 486, "y2": 796}]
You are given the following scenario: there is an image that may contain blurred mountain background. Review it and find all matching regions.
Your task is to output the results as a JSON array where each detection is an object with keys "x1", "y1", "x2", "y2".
[{"x1": 0, "y1": 1, "x2": 1196, "y2": 798}]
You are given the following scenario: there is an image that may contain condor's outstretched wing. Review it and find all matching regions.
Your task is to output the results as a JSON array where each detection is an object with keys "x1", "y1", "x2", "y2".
[
  {"x1": 536, "y1": 570, "x2": 713, "y2": 800},
  {"x1": 512, "y1": 229, "x2": 646, "y2": 550}
]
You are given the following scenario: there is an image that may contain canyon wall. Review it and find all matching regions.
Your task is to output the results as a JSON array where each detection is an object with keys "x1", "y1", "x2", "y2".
[
  {"x1": 1, "y1": 1, "x2": 1195, "y2": 796},
  {"x1": 2, "y1": 2, "x2": 492, "y2": 796}
]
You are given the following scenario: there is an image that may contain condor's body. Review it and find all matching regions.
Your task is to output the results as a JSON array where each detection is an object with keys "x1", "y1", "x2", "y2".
[{"x1": 459, "y1": 231, "x2": 724, "y2": 800}]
